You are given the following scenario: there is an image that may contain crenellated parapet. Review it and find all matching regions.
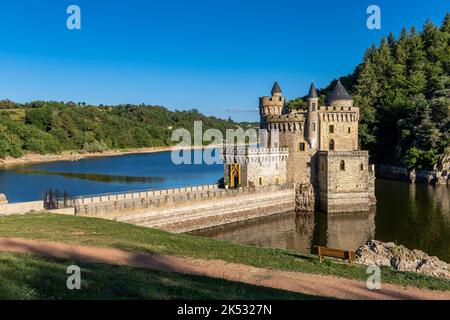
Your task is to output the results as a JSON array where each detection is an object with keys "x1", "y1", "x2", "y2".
[
  {"x1": 222, "y1": 146, "x2": 289, "y2": 165},
  {"x1": 266, "y1": 113, "x2": 306, "y2": 133}
]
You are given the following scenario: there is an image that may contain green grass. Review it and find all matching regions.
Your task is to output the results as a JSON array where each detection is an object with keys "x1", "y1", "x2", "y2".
[
  {"x1": 0, "y1": 252, "x2": 319, "y2": 300},
  {"x1": 0, "y1": 213, "x2": 449, "y2": 291}
]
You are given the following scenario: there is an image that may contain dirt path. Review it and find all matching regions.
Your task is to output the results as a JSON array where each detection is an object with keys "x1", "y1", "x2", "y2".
[{"x1": 0, "y1": 237, "x2": 449, "y2": 300}]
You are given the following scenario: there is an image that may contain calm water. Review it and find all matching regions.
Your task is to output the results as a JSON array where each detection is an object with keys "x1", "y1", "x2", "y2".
[
  {"x1": 193, "y1": 180, "x2": 450, "y2": 262},
  {"x1": 1, "y1": 151, "x2": 449, "y2": 262},
  {"x1": 0, "y1": 150, "x2": 223, "y2": 202}
]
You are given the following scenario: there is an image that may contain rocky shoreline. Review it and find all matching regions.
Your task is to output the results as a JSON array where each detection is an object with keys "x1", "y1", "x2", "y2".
[{"x1": 356, "y1": 240, "x2": 450, "y2": 280}]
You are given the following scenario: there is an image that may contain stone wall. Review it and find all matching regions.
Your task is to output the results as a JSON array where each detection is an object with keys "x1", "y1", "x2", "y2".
[
  {"x1": 0, "y1": 201, "x2": 44, "y2": 216},
  {"x1": 76, "y1": 183, "x2": 295, "y2": 220},
  {"x1": 76, "y1": 184, "x2": 219, "y2": 206},
  {"x1": 117, "y1": 187, "x2": 295, "y2": 233},
  {"x1": 222, "y1": 147, "x2": 288, "y2": 187},
  {"x1": 318, "y1": 151, "x2": 375, "y2": 213},
  {"x1": 318, "y1": 110, "x2": 359, "y2": 152}
]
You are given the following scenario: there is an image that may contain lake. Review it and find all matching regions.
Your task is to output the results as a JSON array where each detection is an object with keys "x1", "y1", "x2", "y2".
[{"x1": 1, "y1": 151, "x2": 449, "y2": 262}]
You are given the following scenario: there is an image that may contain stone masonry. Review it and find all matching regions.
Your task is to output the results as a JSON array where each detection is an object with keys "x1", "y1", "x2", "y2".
[{"x1": 223, "y1": 80, "x2": 376, "y2": 213}]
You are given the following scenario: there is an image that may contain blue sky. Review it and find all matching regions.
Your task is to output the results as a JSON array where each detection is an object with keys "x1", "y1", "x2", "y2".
[{"x1": 0, "y1": 1, "x2": 448, "y2": 121}]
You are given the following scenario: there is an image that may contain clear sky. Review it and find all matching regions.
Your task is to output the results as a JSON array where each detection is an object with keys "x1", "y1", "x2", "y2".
[{"x1": 0, "y1": 1, "x2": 448, "y2": 121}]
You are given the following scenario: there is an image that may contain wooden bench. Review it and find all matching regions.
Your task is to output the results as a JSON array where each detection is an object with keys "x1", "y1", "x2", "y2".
[{"x1": 315, "y1": 246, "x2": 356, "y2": 267}]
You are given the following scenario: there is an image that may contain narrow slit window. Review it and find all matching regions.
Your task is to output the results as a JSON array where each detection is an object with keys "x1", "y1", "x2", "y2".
[{"x1": 329, "y1": 125, "x2": 335, "y2": 133}]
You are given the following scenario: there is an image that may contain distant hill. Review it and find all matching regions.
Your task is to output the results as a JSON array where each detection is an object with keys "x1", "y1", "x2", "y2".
[
  {"x1": 288, "y1": 13, "x2": 450, "y2": 170},
  {"x1": 0, "y1": 101, "x2": 256, "y2": 158}
]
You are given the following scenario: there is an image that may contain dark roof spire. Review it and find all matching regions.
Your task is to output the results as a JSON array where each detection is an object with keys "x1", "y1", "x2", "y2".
[
  {"x1": 308, "y1": 82, "x2": 318, "y2": 99},
  {"x1": 271, "y1": 81, "x2": 282, "y2": 95},
  {"x1": 327, "y1": 80, "x2": 352, "y2": 103}
]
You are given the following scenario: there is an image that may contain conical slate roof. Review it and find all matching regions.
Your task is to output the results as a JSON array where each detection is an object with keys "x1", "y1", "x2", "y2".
[
  {"x1": 308, "y1": 82, "x2": 318, "y2": 98},
  {"x1": 271, "y1": 81, "x2": 282, "y2": 95},
  {"x1": 327, "y1": 80, "x2": 352, "y2": 103}
]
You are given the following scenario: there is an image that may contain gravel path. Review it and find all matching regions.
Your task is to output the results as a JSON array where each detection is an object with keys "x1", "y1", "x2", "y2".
[{"x1": 1, "y1": 237, "x2": 449, "y2": 300}]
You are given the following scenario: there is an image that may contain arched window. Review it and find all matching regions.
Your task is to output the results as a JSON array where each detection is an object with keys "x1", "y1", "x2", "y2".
[
  {"x1": 329, "y1": 139, "x2": 335, "y2": 150},
  {"x1": 340, "y1": 160, "x2": 345, "y2": 171}
]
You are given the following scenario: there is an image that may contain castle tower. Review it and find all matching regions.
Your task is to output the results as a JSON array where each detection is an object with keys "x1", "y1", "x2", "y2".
[
  {"x1": 259, "y1": 81, "x2": 285, "y2": 129},
  {"x1": 319, "y1": 80, "x2": 359, "y2": 151},
  {"x1": 306, "y1": 82, "x2": 319, "y2": 149},
  {"x1": 326, "y1": 80, "x2": 353, "y2": 108}
]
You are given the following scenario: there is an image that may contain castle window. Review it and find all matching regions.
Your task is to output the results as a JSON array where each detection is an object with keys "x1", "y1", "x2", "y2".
[
  {"x1": 307, "y1": 162, "x2": 311, "y2": 168},
  {"x1": 312, "y1": 103, "x2": 316, "y2": 111},
  {"x1": 329, "y1": 125, "x2": 335, "y2": 134},
  {"x1": 329, "y1": 139, "x2": 335, "y2": 150},
  {"x1": 321, "y1": 163, "x2": 325, "y2": 171},
  {"x1": 312, "y1": 122, "x2": 316, "y2": 131},
  {"x1": 360, "y1": 163, "x2": 364, "y2": 171},
  {"x1": 348, "y1": 127, "x2": 351, "y2": 134},
  {"x1": 279, "y1": 97, "x2": 282, "y2": 101},
  {"x1": 259, "y1": 177, "x2": 263, "y2": 186},
  {"x1": 299, "y1": 142, "x2": 306, "y2": 151},
  {"x1": 340, "y1": 160, "x2": 345, "y2": 171}
]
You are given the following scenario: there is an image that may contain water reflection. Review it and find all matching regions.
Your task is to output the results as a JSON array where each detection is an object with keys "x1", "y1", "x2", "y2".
[
  {"x1": 192, "y1": 179, "x2": 450, "y2": 262},
  {"x1": 326, "y1": 210, "x2": 375, "y2": 251},
  {"x1": 15, "y1": 169, "x2": 165, "y2": 184},
  {"x1": 190, "y1": 210, "x2": 376, "y2": 255},
  {"x1": 374, "y1": 180, "x2": 450, "y2": 262}
]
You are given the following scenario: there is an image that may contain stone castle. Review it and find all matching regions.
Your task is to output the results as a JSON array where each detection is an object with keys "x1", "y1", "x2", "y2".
[{"x1": 223, "y1": 81, "x2": 376, "y2": 213}]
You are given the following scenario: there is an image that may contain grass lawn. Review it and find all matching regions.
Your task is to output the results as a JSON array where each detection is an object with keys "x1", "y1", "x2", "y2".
[
  {"x1": 0, "y1": 213, "x2": 449, "y2": 291},
  {"x1": 0, "y1": 252, "x2": 319, "y2": 300}
]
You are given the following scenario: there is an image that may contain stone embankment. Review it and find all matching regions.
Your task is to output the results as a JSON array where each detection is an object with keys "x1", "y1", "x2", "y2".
[
  {"x1": 115, "y1": 186, "x2": 295, "y2": 233},
  {"x1": 356, "y1": 240, "x2": 450, "y2": 280},
  {"x1": 376, "y1": 165, "x2": 449, "y2": 185}
]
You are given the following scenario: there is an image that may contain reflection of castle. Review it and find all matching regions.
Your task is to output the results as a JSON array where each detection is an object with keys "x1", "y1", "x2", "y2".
[
  {"x1": 223, "y1": 81, "x2": 376, "y2": 213},
  {"x1": 326, "y1": 211, "x2": 376, "y2": 251}
]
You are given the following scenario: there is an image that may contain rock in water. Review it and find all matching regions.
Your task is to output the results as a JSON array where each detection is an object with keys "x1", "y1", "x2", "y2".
[
  {"x1": 0, "y1": 193, "x2": 7, "y2": 205},
  {"x1": 355, "y1": 240, "x2": 450, "y2": 280},
  {"x1": 295, "y1": 183, "x2": 315, "y2": 212}
]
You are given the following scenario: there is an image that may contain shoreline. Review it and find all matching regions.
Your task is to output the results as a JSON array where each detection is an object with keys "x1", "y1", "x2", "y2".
[{"x1": 0, "y1": 145, "x2": 220, "y2": 168}]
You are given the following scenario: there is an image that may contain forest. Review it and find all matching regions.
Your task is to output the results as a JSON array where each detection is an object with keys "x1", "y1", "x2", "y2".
[
  {"x1": 0, "y1": 101, "x2": 246, "y2": 158},
  {"x1": 287, "y1": 14, "x2": 450, "y2": 170}
]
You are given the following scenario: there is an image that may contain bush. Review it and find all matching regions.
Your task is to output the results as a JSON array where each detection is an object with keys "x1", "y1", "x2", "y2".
[
  {"x1": 82, "y1": 140, "x2": 109, "y2": 153},
  {"x1": 405, "y1": 147, "x2": 438, "y2": 170}
]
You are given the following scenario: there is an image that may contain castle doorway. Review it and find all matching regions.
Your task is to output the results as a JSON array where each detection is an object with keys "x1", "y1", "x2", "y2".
[{"x1": 229, "y1": 164, "x2": 241, "y2": 188}]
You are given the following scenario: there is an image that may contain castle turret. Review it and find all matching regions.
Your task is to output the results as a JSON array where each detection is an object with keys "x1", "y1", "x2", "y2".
[
  {"x1": 326, "y1": 80, "x2": 353, "y2": 108},
  {"x1": 307, "y1": 82, "x2": 319, "y2": 149},
  {"x1": 259, "y1": 81, "x2": 285, "y2": 129}
]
